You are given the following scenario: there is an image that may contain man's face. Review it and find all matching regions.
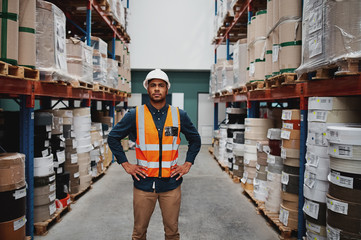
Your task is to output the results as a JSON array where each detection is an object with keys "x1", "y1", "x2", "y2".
[{"x1": 147, "y1": 79, "x2": 168, "y2": 102}]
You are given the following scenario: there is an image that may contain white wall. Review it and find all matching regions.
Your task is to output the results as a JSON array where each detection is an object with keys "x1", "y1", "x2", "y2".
[{"x1": 127, "y1": 0, "x2": 214, "y2": 70}]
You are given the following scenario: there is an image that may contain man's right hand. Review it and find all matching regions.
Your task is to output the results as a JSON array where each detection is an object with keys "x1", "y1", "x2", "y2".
[{"x1": 121, "y1": 162, "x2": 148, "y2": 181}]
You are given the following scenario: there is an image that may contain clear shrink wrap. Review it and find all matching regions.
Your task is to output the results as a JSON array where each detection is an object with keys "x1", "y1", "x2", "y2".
[
  {"x1": 36, "y1": 0, "x2": 68, "y2": 79},
  {"x1": 107, "y1": 58, "x2": 119, "y2": 89},
  {"x1": 233, "y1": 39, "x2": 248, "y2": 88},
  {"x1": 93, "y1": 51, "x2": 107, "y2": 85}
]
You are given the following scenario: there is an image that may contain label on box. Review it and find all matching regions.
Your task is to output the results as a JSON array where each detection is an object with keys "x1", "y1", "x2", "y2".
[
  {"x1": 49, "y1": 175, "x2": 56, "y2": 182},
  {"x1": 59, "y1": 136, "x2": 65, "y2": 142},
  {"x1": 272, "y1": 45, "x2": 279, "y2": 63},
  {"x1": 57, "y1": 167, "x2": 63, "y2": 174},
  {"x1": 49, "y1": 203, "x2": 56, "y2": 215},
  {"x1": 13, "y1": 188, "x2": 27, "y2": 200},
  {"x1": 281, "y1": 148, "x2": 287, "y2": 159},
  {"x1": 303, "y1": 199, "x2": 320, "y2": 219},
  {"x1": 282, "y1": 122, "x2": 294, "y2": 130},
  {"x1": 281, "y1": 172, "x2": 289, "y2": 185},
  {"x1": 93, "y1": 141, "x2": 100, "y2": 147},
  {"x1": 13, "y1": 216, "x2": 26, "y2": 231},
  {"x1": 249, "y1": 62, "x2": 255, "y2": 76},
  {"x1": 71, "y1": 131, "x2": 76, "y2": 138},
  {"x1": 309, "y1": 6, "x2": 323, "y2": 34},
  {"x1": 329, "y1": 172, "x2": 353, "y2": 189},
  {"x1": 263, "y1": 145, "x2": 270, "y2": 154},
  {"x1": 281, "y1": 130, "x2": 291, "y2": 140},
  {"x1": 327, "y1": 225, "x2": 340, "y2": 240},
  {"x1": 307, "y1": 221, "x2": 321, "y2": 234},
  {"x1": 49, "y1": 192, "x2": 56, "y2": 202},
  {"x1": 244, "y1": 158, "x2": 250, "y2": 165},
  {"x1": 71, "y1": 154, "x2": 78, "y2": 164},
  {"x1": 256, "y1": 163, "x2": 260, "y2": 171},
  {"x1": 331, "y1": 144, "x2": 353, "y2": 158},
  {"x1": 233, "y1": 165, "x2": 239, "y2": 170},
  {"x1": 282, "y1": 110, "x2": 293, "y2": 120},
  {"x1": 228, "y1": 162, "x2": 232, "y2": 168},
  {"x1": 304, "y1": 171, "x2": 317, "y2": 189},
  {"x1": 267, "y1": 172, "x2": 274, "y2": 181},
  {"x1": 50, "y1": 183, "x2": 56, "y2": 192},
  {"x1": 42, "y1": 149, "x2": 49, "y2": 157},
  {"x1": 60, "y1": 141, "x2": 65, "y2": 148},
  {"x1": 243, "y1": 171, "x2": 248, "y2": 180},
  {"x1": 57, "y1": 151, "x2": 66, "y2": 164},
  {"x1": 74, "y1": 172, "x2": 80, "y2": 178},
  {"x1": 241, "y1": 177, "x2": 247, "y2": 184},
  {"x1": 267, "y1": 154, "x2": 276, "y2": 164},
  {"x1": 309, "y1": 32, "x2": 323, "y2": 58},
  {"x1": 326, "y1": 197, "x2": 348, "y2": 215},
  {"x1": 279, "y1": 208, "x2": 289, "y2": 226},
  {"x1": 67, "y1": 198, "x2": 71, "y2": 205},
  {"x1": 46, "y1": 125, "x2": 52, "y2": 132},
  {"x1": 44, "y1": 140, "x2": 49, "y2": 148}
]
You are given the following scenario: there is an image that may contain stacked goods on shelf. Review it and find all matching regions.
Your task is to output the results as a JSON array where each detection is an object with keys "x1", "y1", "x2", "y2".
[
  {"x1": 233, "y1": 39, "x2": 248, "y2": 88},
  {"x1": 242, "y1": 118, "x2": 274, "y2": 191},
  {"x1": 209, "y1": 65, "x2": 217, "y2": 96},
  {"x1": 232, "y1": 131, "x2": 245, "y2": 178},
  {"x1": 0, "y1": 153, "x2": 26, "y2": 239},
  {"x1": 36, "y1": 0, "x2": 68, "y2": 80},
  {"x1": 297, "y1": 0, "x2": 361, "y2": 76},
  {"x1": 91, "y1": 36, "x2": 108, "y2": 86},
  {"x1": 73, "y1": 108, "x2": 93, "y2": 192},
  {"x1": 254, "y1": 140, "x2": 269, "y2": 202},
  {"x1": 50, "y1": 110, "x2": 70, "y2": 205},
  {"x1": 0, "y1": 0, "x2": 19, "y2": 65},
  {"x1": 33, "y1": 112, "x2": 57, "y2": 222},
  {"x1": 214, "y1": 59, "x2": 233, "y2": 94},
  {"x1": 109, "y1": 39, "x2": 131, "y2": 93},
  {"x1": 66, "y1": 38, "x2": 94, "y2": 84},
  {"x1": 248, "y1": 10, "x2": 267, "y2": 84},
  {"x1": 217, "y1": 124, "x2": 228, "y2": 167},
  {"x1": 107, "y1": 0, "x2": 127, "y2": 28},
  {"x1": 265, "y1": 0, "x2": 273, "y2": 79},
  {"x1": 271, "y1": 0, "x2": 279, "y2": 77},
  {"x1": 107, "y1": 58, "x2": 119, "y2": 89},
  {"x1": 279, "y1": 109, "x2": 301, "y2": 230},
  {"x1": 19, "y1": 0, "x2": 36, "y2": 68},
  {"x1": 90, "y1": 123, "x2": 105, "y2": 177},
  {"x1": 265, "y1": 128, "x2": 283, "y2": 213},
  {"x1": 326, "y1": 125, "x2": 361, "y2": 240}
]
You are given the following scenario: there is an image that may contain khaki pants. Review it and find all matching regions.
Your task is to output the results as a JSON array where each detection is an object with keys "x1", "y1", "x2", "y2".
[{"x1": 132, "y1": 186, "x2": 181, "y2": 240}]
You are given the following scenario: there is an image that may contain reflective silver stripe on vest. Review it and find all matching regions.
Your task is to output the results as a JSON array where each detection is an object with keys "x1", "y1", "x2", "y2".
[
  {"x1": 170, "y1": 106, "x2": 179, "y2": 149},
  {"x1": 137, "y1": 106, "x2": 146, "y2": 150},
  {"x1": 138, "y1": 158, "x2": 178, "y2": 168},
  {"x1": 136, "y1": 143, "x2": 175, "y2": 151}
]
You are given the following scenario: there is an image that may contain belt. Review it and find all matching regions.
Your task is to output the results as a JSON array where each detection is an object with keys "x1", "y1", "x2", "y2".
[{"x1": 281, "y1": 147, "x2": 300, "y2": 159}]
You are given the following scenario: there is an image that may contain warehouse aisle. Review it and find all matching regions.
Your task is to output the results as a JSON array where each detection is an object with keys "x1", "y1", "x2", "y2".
[{"x1": 35, "y1": 145, "x2": 278, "y2": 240}]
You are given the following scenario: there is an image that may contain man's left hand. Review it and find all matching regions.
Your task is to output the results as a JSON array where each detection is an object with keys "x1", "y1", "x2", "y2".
[{"x1": 171, "y1": 162, "x2": 193, "y2": 180}]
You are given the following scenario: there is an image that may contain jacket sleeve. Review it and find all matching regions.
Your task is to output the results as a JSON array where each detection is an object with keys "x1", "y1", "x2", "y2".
[
  {"x1": 107, "y1": 109, "x2": 136, "y2": 164},
  {"x1": 179, "y1": 109, "x2": 201, "y2": 164}
]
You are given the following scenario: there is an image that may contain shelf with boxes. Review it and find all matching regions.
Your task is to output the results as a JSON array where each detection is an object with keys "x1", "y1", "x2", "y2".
[{"x1": 0, "y1": 0, "x2": 131, "y2": 239}]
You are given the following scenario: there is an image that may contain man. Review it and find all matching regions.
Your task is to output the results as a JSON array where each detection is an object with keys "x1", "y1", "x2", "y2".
[{"x1": 108, "y1": 69, "x2": 201, "y2": 240}]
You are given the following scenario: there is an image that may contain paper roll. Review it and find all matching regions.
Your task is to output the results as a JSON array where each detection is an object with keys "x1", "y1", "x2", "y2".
[
  {"x1": 34, "y1": 162, "x2": 54, "y2": 177},
  {"x1": 72, "y1": 107, "x2": 90, "y2": 116},
  {"x1": 304, "y1": 184, "x2": 327, "y2": 203},
  {"x1": 327, "y1": 125, "x2": 361, "y2": 145},
  {"x1": 34, "y1": 153, "x2": 53, "y2": 167},
  {"x1": 330, "y1": 157, "x2": 361, "y2": 175},
  {"x1": 281, "y1": 147, "x2": 300, "y2": 159},
  {"x1": 308, "y1": 96, "x2": 361, "y2": 111},
  {"x1": 282, "y1": 139, "x2": 300, "y2": 149},
  {"x1": 283, "y1": 158, "x2": 300, "y2": 167},
  {"x1": 0, "y1": 153, "x2": 25, "y2": 192},
  {"x1": 0, "y1": 216, "x2": 26, "y2": 240},
  {"x1": 308, "y1": 110, "x2": 361, "y2": 123}
]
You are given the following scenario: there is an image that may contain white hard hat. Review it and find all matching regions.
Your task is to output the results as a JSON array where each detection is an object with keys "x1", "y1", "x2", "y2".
[{"x1": 143, "y1": 69, "x2": 170, "y2": 90}]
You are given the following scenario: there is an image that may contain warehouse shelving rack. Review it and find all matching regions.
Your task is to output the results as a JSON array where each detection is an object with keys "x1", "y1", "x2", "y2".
[
  {"x1": 213, "y1": 0, "x2": 361, "y2": 239},
  {"x1": 0, "y1": 1, "x2": 130, "y2": 238}
]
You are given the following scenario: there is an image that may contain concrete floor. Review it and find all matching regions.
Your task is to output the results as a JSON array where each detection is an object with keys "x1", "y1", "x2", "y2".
[{"x1": 35, "y1": 145, "x2": 279, "y2": 240}]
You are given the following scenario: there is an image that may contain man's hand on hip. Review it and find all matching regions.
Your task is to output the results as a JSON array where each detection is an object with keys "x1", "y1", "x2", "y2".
[
  {"x1": 171, "y1": 162, "x2": 192, "y2": 180},
  {"x1": 121, "y1": 162, "x2": 148, "y2": 181}
]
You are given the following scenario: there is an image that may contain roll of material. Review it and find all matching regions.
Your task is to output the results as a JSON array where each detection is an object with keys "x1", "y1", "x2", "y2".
[
  {"x1": 63, "y1": 117, "x2": 72, "y2": 125},
  {"x1": 326, "y1": 224, "x2": 361, "y2": 240},
  {"x1": 283, "y1": 199, "x2": 298, "y2": 211},
  {"x1": 233, "y1": 144, "x2": 244, "y2": 156},
  {"x1": 244, "y1": 144, "x2": 257, "y2": 154},
  {"x1": 74, "y1": 130, "x2": 90, "y2": 139},
  {"x1": 19, "y1": 0, "x2": 36, "y2": 67},
  {"x1": 245, "y1": 126, "x2": 272, "y2": 140},
  {"x1": 0, "y1": 153, "x2": 25, "y2": 192},
  {"x1": 256, "y1": 170, "x2": 267, "y2": 181},
  {"x1": 34, "y1": 201, "x2": 56, "y2": 223},
  {"x1": 306, "y1": 220, "x2": 327, "y2": 237},
  {"x1": 244, "y1": 153, "x2": 257, "y2": 165},
  {"x1": 329, "y1": 169, "x2": 361, "y2": 190},
  {"x1": 281, "y1": 147, "x2": 300, "y2": 159},
  {"x1": 282, "y1": 139, "x2": 300, "y2": 149},
  {"x1": 327, "y1": 125, "x2": 361, "y2": 145},
  {"x1": 283, "y1": 158, "x2": 300, "y2": 167},
  {"x1": 73, "y1": 115, "x2": 91, "y2": 126},
  {"x1": 78, "y1": 152, "x2": 90, "y2": 163},
  {"x1": 257, "y1": 154, "x2": 268, "y2": 166},
  {"x1": 267, "y1": 154, "x2": 283, "y2": 165},
  {"x1": 256, "y1": 140, "x2": 269, "y2": 152},
  {"x1": 281, "y1": 128, "x2": 300, "y2": 140},
  {"x1": 304, "y1": 184, "x2": 328, "y2": 203},
  {"x1": 269, "y1": 139, "x2": 281, "y2": 156},
  {"x1": 306, "y1": 230, "x2": 327, "y2": 240},
  {"x1": 77, "y1": 136, "x2": 92, "y2": 147},
  {"x1": 279, "y1": 21, "x2": 302, "y2": 44},
  {"x1": 245, "y1": 118, "x2": 274, "y2": 127},
  {"x1": 77, "y1": 144, "x2": 93, "y2": 154},
  {"x1": 34, "y1": 154, "x2": 53, "y2": 167},
  {"x1": 329, "y1": 182, "x2": 361, "y2": 205},
  {"x1": 0, "y1": 186, "x2": 26, "y2": 222},
  {"x1": 51, "y1": 116, "x2": 63, "y2": 135},
  {"x1": 56, "y1": 172, "x2": 70, "y2": 199},
  {"x1": 282, "y1": 120, "x2": 301, "y2": 130},
  {"x1": 279, "y1": 0, "x2": 302, "y2": 18},
  {"x1": 329, "y1": 143, "x2": 361, "y2": 160},
  {"x1": 79, "y1": 174, "x2": 92, "y2": 191},
  {"x1": 283, "y1": 165, "x2": 299, "y2": 175},
  {"x1": 65, "y1": 164, "x2": 80, "y2": 180},
  {"x1": 308, "y1": 97, "x2": 361, "y2": 111},
  {"x1": 282, "y1": 191, "x2": 299, "y2": 210},
  {"x1": 34, "y1": 190, "x2": 56, "y2": 206},
  {"x1": 244, "y1": 139, "x2": 260, "y2": 146},
  {"x1": 267, "y1": 128, "x2": 282, "y2": 140},
  {"x1": 0, "y1": 216, "x2": 26, "y2": 240},
  {"x1": 330, "y1": 157, "x2": 361, "y2": 175},
  {"x1": 244, "y1": 166, "x2": 257, "y2": 179},
  {"x1": 279, "y1": 204, "x2": 298, "y2": 229},
  {"x1": 35, "y1": 112, "x2": 53, "y2": 126},
  {"x1": 281, "y1": 109, "x2": 300, "y2": 120},
  {"x1": 308, "y1": 110, "x2": 361, "y2": 123},
  {"x1": 233, "y1": 132, "x2": 245, "y2": 144},
  {"x1": 327, "y1": 209, "x2": 361, "y2": 235},
  {"x1": 34, "y1": 182, "x2": 55, "y2": 196},
  {"x1": 226, "y1": 108, "x2": 246, "y2": 115},
  {"x1": 327, "y1": 193, "x2": 361, "y2": 219},
  {"x1": 79, "y1": 162, "x2": 91, "y2": 176},
  {"x1": 34, "y1": 173, "x2": 56, "y2": 187},
  {"x1": 72, "y1": 107, "x2": 90, "y2": 117},
  {"x1": 227, "y1": 124, "x2": 245, "y2": 137},
  {"x1": 241, "y1": 181, "x2": 254, "y2": 191},
  {"x1": 303, "y1": 198, "x2": 327, "y2": 225},
  {"x1": 306, "y1": 152, "x2": 330, "y2": 170},
  {"x1": 34, "y1": 162, "x2": 54, "y2": 177},
  {"x1": 306, "y1": 164, "x2": 329, "y2": 181},
  {"x1": 268, "y1": 163, "x2": 284, "y2": 174},
  {"x1": 282, "y1": 172, "x2": 299, "y2": 194}
]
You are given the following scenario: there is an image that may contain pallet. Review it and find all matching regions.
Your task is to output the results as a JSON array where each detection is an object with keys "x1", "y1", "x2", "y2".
[
  {"x1": 243, "y1": 189, "x2": 297, "y2": 239},
  {"x1": 42, "y1": 80, "x2": 69, "y2": 86},
  {"x1": 232, "y1": 86, "x2": 247, "y2": 94},
  {"x1": 265, "y1": 73, "x2": 297, "y2": 88},
  {"x1": 0, "y1": 61, "x2": 39, "y2": 80},
  {"x1": 71, "y1": 80, "x2": 93, "y2": 90},
  {"x1": 93, "y1": 83, "x2": 110, "y2": 92},
  {"x1": 250, "y1": 80, "x2": 265, "y2": 91},
  {"x1": 221, "y1": 89, "x2": 233, "y2": 96},
  {"x1": 92, "y1": 168, "x2": 107, "y2": 183},
  {"x1": 70, "y1": 184, "x2": 92, "y2": 202},
  {"x1": 335, "y1": 58, "x2": 361, "y2": 76},
  {"x1": 34, "y1": 204, "x2": 72, "y2": 236},
  {"x1": 296, "y1": 65, "x2": 338, "y2": 82}
]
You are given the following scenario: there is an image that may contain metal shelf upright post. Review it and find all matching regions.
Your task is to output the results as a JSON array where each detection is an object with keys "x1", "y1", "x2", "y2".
[{"x1": 19, "y1": 94, "x2": 35, "y2": 238}]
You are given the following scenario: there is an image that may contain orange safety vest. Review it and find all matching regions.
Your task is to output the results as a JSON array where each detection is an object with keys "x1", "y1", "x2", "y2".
[{"x1": 135, "y1": 105, "x2": 181, "y2": 178}]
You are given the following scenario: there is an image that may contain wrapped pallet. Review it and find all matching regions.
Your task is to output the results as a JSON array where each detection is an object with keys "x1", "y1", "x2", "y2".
[
  {"x1": 107, "y1": 58, "x2": 118, "y2": 89},
  {"x1": 66, "y1": 38, "x2": 93, "y2": 84},
  {"x1": 0, "y1": 0, "x2": 19, "y2": 65},
  {"x1": 19, "y1": 0, "x2": 36, "y2": 68},
  {"x1": 36, "y1": 0, "x2": 67, "y2": 75}
]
